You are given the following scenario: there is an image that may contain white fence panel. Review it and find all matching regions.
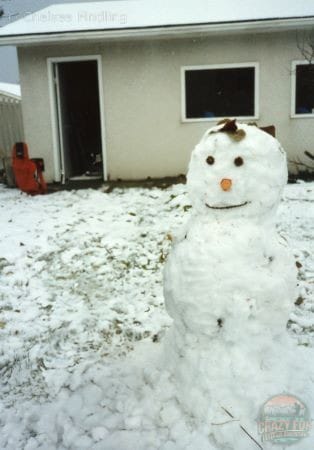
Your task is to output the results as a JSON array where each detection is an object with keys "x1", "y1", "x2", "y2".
[{"x1": 0, "y1": 96, "x2": 24, "y2": 159}]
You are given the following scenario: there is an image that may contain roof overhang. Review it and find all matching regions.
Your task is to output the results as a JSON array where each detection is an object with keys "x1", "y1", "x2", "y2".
[
  {"x1": 0, "y1": 91, "x2": 21, "y2": 100},
  {"x1": 0, "y1": 17, "x2": 314, "y2": 47}
]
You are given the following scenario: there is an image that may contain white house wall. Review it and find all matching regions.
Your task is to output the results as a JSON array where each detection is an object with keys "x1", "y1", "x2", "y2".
[{"x1": 17, "y1": 31, "x2": 314, "y2": 182}]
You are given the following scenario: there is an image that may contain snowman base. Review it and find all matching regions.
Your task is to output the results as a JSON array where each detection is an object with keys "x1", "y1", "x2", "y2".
[{"x1": 161, "y1": 325, "x2": 314, "y2": 449}]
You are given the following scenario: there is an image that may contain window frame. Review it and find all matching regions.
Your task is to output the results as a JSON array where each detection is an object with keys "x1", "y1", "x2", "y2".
[
  {"x1": 291, "y1": 60, "x2": 314, "y2": 119},
  {"x1": 181, "y1": 62, "x2": 259, "y2": 123}
]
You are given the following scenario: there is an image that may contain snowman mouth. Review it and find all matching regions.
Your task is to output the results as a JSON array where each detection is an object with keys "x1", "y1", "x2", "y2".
[{"x1": 205, "y1": 201, "x2": 250, "y2": 210}]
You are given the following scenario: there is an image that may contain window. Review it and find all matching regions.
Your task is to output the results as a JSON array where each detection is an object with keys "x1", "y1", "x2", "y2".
[
  {"x1": 292, "y1": 61, "x2": 314, "y2": 117},
  {"x1": 182, "y1": 63, "x2": 258, "y2": 121}
]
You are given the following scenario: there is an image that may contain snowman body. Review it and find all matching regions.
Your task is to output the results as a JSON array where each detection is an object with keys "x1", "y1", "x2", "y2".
[
  {"x1": 162, "y1": 121, "x2": 313, "y2": 444},
  {"x1": 164, "y1": 216, "x2": 295, "y2": 341},
  {"x1": 164, "y1": 121, "x2": 296, "y2": 342}
]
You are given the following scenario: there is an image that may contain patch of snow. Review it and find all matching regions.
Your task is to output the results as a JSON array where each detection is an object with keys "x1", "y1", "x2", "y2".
[
  {"x1": 0, "y1": 82, "x2": 21, "y2": 98},
  {"x1": 0, "y1": 180, "x2": 313, "y2": 449}
]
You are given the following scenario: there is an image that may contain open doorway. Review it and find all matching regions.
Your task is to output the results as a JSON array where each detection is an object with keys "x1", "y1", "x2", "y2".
[{"x1": 52, "y1": 58, "x2": 104, "y2": 182}]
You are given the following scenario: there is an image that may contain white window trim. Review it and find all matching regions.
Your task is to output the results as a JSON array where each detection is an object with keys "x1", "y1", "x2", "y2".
[
  {"x1": 291, "y1": 60, "x2": 314, "y2": 119},
  {"x1": 181, "y1": 62, "x2": 259, "y2": 123},
  {"x1": 47, "y1": 55, "x2": 107, "y2": 183}
]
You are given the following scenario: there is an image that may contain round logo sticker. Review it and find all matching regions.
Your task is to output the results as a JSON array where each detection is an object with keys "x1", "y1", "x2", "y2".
[{"x1": 257, "y1": 394, "x2": 312, "y2": 445}]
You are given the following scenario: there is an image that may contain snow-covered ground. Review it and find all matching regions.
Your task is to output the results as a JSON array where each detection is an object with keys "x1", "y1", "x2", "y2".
[{"x1": 0, "y1": 181, "x2": 313, "y2": 450}]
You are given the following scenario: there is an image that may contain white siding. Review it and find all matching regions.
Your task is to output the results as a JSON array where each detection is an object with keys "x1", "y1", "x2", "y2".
[{"x1": 0, "y1": 95, "x2": 24, "y2": 158}]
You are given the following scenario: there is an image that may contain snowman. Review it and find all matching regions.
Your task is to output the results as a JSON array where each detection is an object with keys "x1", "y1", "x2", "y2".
[{"x1": 162, "y1": 119, "x2": 313, "y2": 449}]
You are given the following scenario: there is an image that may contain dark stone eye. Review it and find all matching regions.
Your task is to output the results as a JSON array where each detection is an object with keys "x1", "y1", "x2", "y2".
[
  {"x1": 234, "y1": 156, "x2": 244, "y2": 166},
  {"x1": 206, "y1": 156, "x2": 215, "y2": 165}
]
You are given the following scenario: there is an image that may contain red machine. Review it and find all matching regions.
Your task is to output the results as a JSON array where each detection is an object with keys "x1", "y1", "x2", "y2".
[{"x1": 12, "y1": 142, "x2": 47, "y2": 195}]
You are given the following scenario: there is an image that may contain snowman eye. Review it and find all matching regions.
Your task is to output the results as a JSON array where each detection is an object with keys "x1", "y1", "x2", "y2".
[
  {"x1": 234, "y1": 157, "x2": 244, "y2": 167},
  {"x1": 206, "y1": 156, "x2": 215, "y2": 165}
]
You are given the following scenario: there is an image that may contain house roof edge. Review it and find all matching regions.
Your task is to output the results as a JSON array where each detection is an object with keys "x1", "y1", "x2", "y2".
[{"x1": 0, "y1": 16, "x2": 314, "y2": 47}]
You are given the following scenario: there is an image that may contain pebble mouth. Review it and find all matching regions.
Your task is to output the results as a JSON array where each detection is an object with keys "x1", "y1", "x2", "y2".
[{"x1": 205, "y1": 201, "x2": 250, "y2": 210}]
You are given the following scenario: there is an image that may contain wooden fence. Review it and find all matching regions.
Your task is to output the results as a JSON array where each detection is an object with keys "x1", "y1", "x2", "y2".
[{"x1": 0, "y1": 95, "x2": 24, "y2": 159}]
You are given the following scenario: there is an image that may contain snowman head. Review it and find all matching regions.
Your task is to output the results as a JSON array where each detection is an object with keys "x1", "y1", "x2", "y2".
[{"x1": 187, "y1": 120, "x2": 287, "y2": 220}]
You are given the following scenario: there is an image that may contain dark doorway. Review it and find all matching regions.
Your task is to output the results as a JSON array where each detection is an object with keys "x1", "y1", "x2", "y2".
[{"x1": 54, "y1": 60, "x2": 103, "y2": 181}]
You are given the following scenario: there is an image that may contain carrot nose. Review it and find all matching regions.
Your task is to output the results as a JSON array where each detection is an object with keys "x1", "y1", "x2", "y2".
[{"x1": 220, "y1": 178, "x2": 232, "y2": 191}]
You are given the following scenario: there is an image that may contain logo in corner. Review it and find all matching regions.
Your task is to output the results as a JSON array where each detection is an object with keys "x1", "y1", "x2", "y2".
[{"x1": 257, "y1": 393, "x2": 312, "y2": 446}]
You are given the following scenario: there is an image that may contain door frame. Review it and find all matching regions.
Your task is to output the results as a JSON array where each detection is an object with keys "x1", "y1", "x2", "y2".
[{"x1": 47, "y1": 55, "x2": 107, "y2": 183}]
